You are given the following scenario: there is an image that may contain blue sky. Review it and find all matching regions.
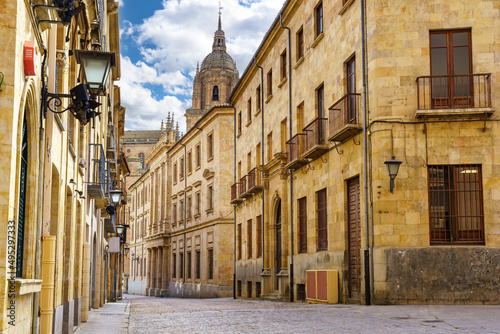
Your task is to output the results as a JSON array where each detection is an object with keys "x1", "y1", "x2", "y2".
[{"x1": 117, "y1": 0, "x2": 284, "y2": 132}]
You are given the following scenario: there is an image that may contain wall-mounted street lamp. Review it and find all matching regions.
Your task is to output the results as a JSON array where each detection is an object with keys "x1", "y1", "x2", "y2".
[
  {"x1": 109, "y1": 189, "x2": 123, "y2": 205},
  {"x1": 384, "y1": 156, "x2": 402, "y2": 194},
  {"x1": 41, "y1": 47, "x2": 115, "y2": 125},
  {"x1": 116, "y1": 225, "x2": 125, "y2": 236}
]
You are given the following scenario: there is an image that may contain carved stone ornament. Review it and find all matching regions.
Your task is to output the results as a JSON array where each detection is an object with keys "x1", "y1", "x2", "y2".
[{"x1": 203, "y1": 168, "x2": 215, "y2": 180}]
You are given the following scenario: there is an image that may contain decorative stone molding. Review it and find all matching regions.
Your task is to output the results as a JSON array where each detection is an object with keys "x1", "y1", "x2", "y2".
[{"x1": 203, "y1": 168, "x2": 215, "y2": 180}]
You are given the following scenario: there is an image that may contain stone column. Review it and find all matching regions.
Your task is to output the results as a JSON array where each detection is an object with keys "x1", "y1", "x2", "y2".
[
  {"x1": 40, "y1": 236, "x2": 56, "y2": 334},
  {"x1": 81, "y1": 244, "x2": 90, "y2": 321},
  {"x1": 161, "y1": 245, "x2": 169, "y2": 296},
  {"x1": 146, "y1": 248, "x2": 151, "y2": 291},
  {"x1": 156, "y1": 247, "x2": 162, "y2": 296}
]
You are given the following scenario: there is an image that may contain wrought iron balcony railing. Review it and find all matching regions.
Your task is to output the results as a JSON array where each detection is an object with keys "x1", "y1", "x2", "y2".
[
  {"x1": 303, "y1": 117, "x2": 329, "y2": 159},
  {"x1": 328, "y1": 93, "x2": 362, "y2": 142}
]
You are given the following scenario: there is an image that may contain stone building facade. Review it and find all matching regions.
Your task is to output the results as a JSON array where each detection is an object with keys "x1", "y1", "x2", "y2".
[
  {"x1": 185, "y1": 14, "x2": 239, "y2": 130},
  {"x1": 231, "y1": 0, "x2": 500, "y2": 305},
  {"x1": 0, "y1": 1, "x2": 126, "y2": 333}
]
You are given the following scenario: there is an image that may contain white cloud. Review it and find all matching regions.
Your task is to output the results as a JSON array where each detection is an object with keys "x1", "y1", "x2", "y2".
[{"x1": 120, "y1": 0, "x2": 284, "y2": 131}]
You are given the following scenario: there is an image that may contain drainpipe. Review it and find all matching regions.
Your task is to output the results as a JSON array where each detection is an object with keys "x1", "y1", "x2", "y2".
[
  {"x1": 280, "y1": 14, "x2": 294, "y2": 303},
  {"x1": 179, "y1": 141, "x2": 187, "y2": 297},
  {"x1": 253, "y1": 58, "x2": 265, "y2": 275},
  {"x1": 231, "y1": 105, "x2": 237, "y2": 299},
  {"x1": 361, "y1": 0, "x2": 371, "y2": 306}
]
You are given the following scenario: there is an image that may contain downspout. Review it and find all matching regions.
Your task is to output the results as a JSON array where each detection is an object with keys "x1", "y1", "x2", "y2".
[
  {"x1": 253, "y1": 57, "x2": 265, "y2": 275},
  {"x1": 361, "y1": 0, "x2": 371, "y2": 306},
  {"x1": 179, "y1": 141, "x2": 187, "y2": 296},
  {"x1": 34, "y1": 45, "x2": 48, "y2": 334},
  {"x1": 231, "y1": 105, "x2": 237, "y2": 299},
  {"x1": 280, "y1": 14, "x2": 294, "y2": 302}
]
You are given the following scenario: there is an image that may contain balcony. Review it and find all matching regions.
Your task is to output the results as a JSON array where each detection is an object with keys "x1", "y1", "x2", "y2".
[
  {"x1": 247, "y1": 167, "x2": 263, "y2": 195},
  {"x1": 239, "y1": 175, "x2": 252, "y2": 199},
  {"x1": 328, "y1": 93, "x2": 362, "y2": 142},
  {"x1": 230, "y1": 183, "x2": 243, "y2": 204},
  {"x1": 285, "y1": 133, "x2": 308, "y2": 170},
  {"x1": 87, "y1": 144, "x2": 106, "y2": 199},
  {"x1": 416, "y1": 73, "x2": 494, "y2": 117},
  {"x1": 303, "y1": 117, "x2": 329, "y2": 159}
]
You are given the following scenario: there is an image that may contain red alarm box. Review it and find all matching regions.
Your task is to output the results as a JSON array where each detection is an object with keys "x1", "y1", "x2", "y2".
[{"x1": 24, "y1": 41, "x2": 39, "y2": 76}]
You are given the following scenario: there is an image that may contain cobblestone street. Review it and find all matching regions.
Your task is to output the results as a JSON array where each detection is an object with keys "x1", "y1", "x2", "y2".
[{"x1": 75, "y1": 294, "x2": 500, "y2": 334}]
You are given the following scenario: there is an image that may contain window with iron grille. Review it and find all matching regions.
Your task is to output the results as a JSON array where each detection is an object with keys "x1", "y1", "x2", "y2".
[
  {"x1": 195, "y1": 250, "x2": 201, "y2": 279},
  {"x1": 237, "y1": 280, "x2": 242, "y2": 297},
  {"x1": 187, "y1": 196, "x2": 192, "y2": 219},
  {"x1": 298, "y1": 197, "x2": 307, "y2": 253},
  {"x1": 207, "y1": 133, "x2": 214, "y2": 160},
  {"x1": 315, "y1": 2, "x2": 323, "y2": 38},
  {"x1": 180, "y1": 157, "x2": 184, "y2": 179},
  {"x1": 257, "y1": 215, "x2": 262, "y2": 258},
  {"x1": 16, "y1": 118, "x2": 27, "y2": 277},
  {"x1": 238, "y1": 111, "x2": 242, "y2": 134},
  {"x1": 179, "y1": 253, "x2": 184, "y2": 279},
  {"x1": 428, "y1": 165, "x2": 484, "y2": 244},
  {"x1": 173, "y1": 254, "x2": 176, "y2": 278},
  {"x1": 316, "y1": 188, "x2": 327, "y2": 251},
  {"x1": 172, "y1": 204, "x2": 177, "y2": 224},
  {"x1": 247, "y1": 98, "x2": 252, "y2": 123},
  {"x1": 195, "y1": 192, "x2": 200, "y2": 215},
  {"x1": 238, "y1": 223, "x2": 242, "y2": 260},
  {"x1": 187, "y1": 252, "x2": 192, "y2": 279},
  {"x1": 247, "y1": 219, "x2": 253, "y2": 259},
  {"x1": 247, "y1": 281, "x2": 253, "y2": 299},
  {"x1": 187, "y1": 151, "x2": 192, "y2": 174},
  {"x1": 208, "y1": 249, "x2": 214, "y2": 279},
  {"x1": 256, "y1": 281, "x2": 261, "y2": 298},
  {"x1": 173, "y1": 163, "x2": 177, "y2": 183},
  {"x1": 196, "y1": 144, "x2": 201, "y2": 168},
  {"x1": 208, "y1": 185, "x2": 213, "y2": 210},
  {"x1": 256, "y1": 85, "x2": 261, "y2": 112},
  {"x1": 297, "y1": 284, "x2": 306, "y2": 301}
]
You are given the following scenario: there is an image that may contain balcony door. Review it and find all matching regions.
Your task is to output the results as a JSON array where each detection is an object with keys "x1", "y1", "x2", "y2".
[
  {"x1": 347, "y1": 56, "x2": 356, "y2": 122},
  {"x1": 430, "y1": 30, "x2": 472, "y2": 108}
]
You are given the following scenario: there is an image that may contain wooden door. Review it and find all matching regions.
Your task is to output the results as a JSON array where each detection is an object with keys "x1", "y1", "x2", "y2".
[{"x1": 347, "y1": 177, "x2": 361, "y2": 299}]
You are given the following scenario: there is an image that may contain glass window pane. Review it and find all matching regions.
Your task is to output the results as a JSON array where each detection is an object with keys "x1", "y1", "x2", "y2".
[
  {"x1": 452, "y1": 32, "x2": 469, "y2": 46},
  {"x1": 430, "y1": 33, "x2": 447, "y2": 47}
]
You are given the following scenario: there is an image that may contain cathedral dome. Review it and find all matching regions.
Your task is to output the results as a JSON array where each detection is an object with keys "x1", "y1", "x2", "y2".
[{"x1": 200, "y1": 49, "x2": 238, "y2": 72}]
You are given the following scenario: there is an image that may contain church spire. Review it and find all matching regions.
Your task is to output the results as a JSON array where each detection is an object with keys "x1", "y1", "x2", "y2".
[{"x1": 212, "y1": 2, "x2": 226, "y2": 52}]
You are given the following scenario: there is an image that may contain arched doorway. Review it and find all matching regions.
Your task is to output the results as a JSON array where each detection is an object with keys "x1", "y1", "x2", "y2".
[{"x1": 275, "y1": 200, "x2": 282, "y2": 290}]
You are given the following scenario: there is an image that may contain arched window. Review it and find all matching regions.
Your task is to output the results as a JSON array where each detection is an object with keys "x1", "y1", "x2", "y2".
[
  {"x1": 16, "y1": 115, "x2": 28, "y2": 277},
  {"x1": 138, "y1": 153, "x2": 145, "y2": 169},
  {"x1": 212, "y1": 86, "x2": 219, "y2": 101}
]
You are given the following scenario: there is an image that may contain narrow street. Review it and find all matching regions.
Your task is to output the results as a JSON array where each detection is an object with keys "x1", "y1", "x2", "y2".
[{"x1": 75, "y1": 295, "x2": 500, "y2": 334}]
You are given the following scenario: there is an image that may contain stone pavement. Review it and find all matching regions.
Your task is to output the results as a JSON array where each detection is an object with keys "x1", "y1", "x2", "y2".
[{"x1": 76, "y1": 294, "x2": 500, "y2": 334}]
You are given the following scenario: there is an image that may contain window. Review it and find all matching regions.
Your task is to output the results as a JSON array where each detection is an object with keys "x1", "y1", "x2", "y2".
[
  {"x1": 247, "y1": 98, "x2": 252, "y2": 123},
  {"x1": 296, "y1": 27, "x2": 304, "y2": 61},
  {"x1": 172, "y1": 204, "x2": 177, "y2": 224},
  {"x1": 428, "y1": 165, "x2": 484, "y2": 244},
  {"x1": 187, "y1": 252, "x2": 192, "y2": 279},
  {"x1": 237, "y1": 280, "x2": 242, "y2": 297},
  {"x1": 267, "y1": 131, "x2": 273, "y2": 162},
  {"x1": 280, "y1": 50, "x2": 287, "y2": 80},
  {"x1": 16, "y1": 118, "x2": 28, "y2": 277},
  {"x1": 256, "y1": 143, "x2": 261, "y2": 168},
  {"x1": 179, "y1": 200, "x2": 184, "y2": 221},
  {"x1": 247, "y1": 219, "x2": 253, "y2": 259},
  {"x1": 256, "y1": 215, "x2": 262, "y2": 258},
  {"x1": 256, "y1": 281, "x2": 261, "y2": 298},
  {"x1": 180, "y1": 157, "x2": 184, "y2": 179},
  {"x1": 238, "y1": 111, "x2": 242, "y2": 134},
  {"x1": 315, "y1": 2, "x2": 323, "y2": 37},
  {"x1": 316, "y1": 188, "x2": 327, "y2": 251},
  {"x1": 238, "y1": 223, "x2": 242, "y2": 260},
  {"x1": 238, "y1": 161, "x2": 242, "y2": 180},
  {"x1": 267, "y1": 69, "x2": 273, "y2": 97},
  {"x1": 212, "y1": 85, "x2": 219, "y2": 101},
  {"x1": 139, "y1": 152, "x2": 145, "y2": 169},
  {"x1": 346, "y1": 56, "x2": 357, "y2": 119},
  {"x1": 317, "y1": 84, "x2": 324, "y2": 118},
  {"x1": 297, "y1": 102, "x2": 304, "y2": 133},
  {"x1": 195, "y1": 192, "x2": 200, "y2": 216},
  {"x1": 298, "y1": 197, "x2": 307, "y2": 253},
  {"x1": 173, "y1": 254, "x2": 177, "y2": 278},
  {"x1": 173, "y1": 163, "x2": 177, "y2": 183},
  {"x1": 180, "y1": 253, "x2": 184, "y2": 279},
  {"x1": 187, "y1": 151, "x2": 192, "y2": 174},
  {"x1": 247, "y1": 151, "x2": 252, "y2": 173},
  {"x1": 196, "y1": 144, "x2": 201, "y2": 168},
  {"x1": 430, "y1": 30, "x2": 472, "y2": 108},
  {"x1": 280, "y1": 118, "x2": 287, "y2": 152},
  {"x1": 208, "y1": 249, "x2": 214, "y2": 279},
  {"x1": 207, "y1": 133, "x2": 213, "y2": 160},
  {"x1": 195, "y1": 250, "x2": 201, "y2": 279},
  {"x1": 187, "y1": 196, "x2": 192, "y2": 219},
  {"x1": 247, "y1": 281, "x2": 252, "y2": 298},
  {"x1": 256, "y1": 85, "x2": 261, "y2": 112},
  {"x1": 207, "y1": 185, "x2": 213, "y2": 210}
]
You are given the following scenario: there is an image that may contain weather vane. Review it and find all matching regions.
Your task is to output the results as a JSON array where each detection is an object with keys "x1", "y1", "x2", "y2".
[{"x1": 219, "y1": 1, "x2": 223, "y2": 15}]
